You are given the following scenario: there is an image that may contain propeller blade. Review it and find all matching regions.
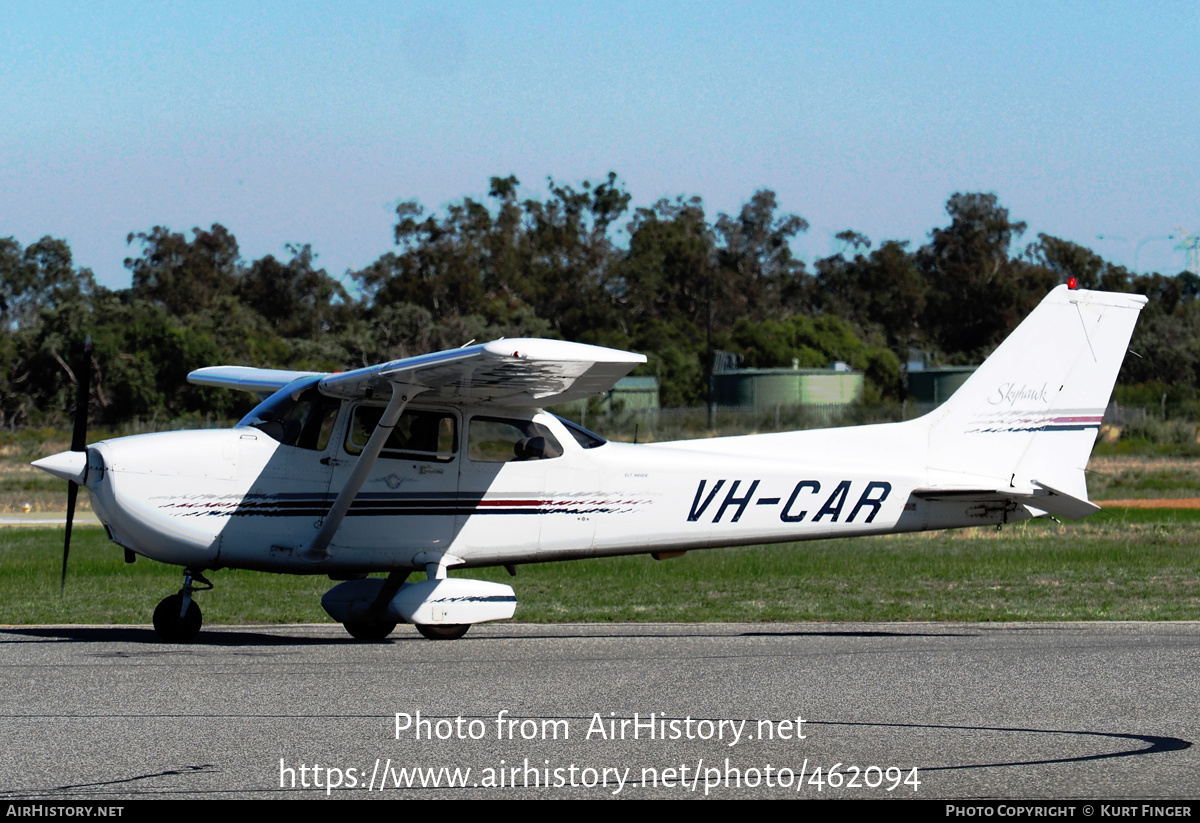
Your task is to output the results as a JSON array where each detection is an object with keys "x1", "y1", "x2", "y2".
[
  {"x1": 70, "y1": 336, "x2": 92, "y2": 452},
  {"x1": 60, "y1": 335, "x2": 92, "y2": 594},
  {"x1": 62, "y1": 482, "x2": 77, "y2": 593}
]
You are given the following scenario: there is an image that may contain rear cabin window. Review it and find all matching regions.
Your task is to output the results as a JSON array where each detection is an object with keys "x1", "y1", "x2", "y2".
[
  {"x1": 468, "y1": 417, "x2": 564, "y2": 463},
  {"x1": 553, "y1": 414, "x2": 607, "y2": 449},
  {"x1": 345, "y1": 407, "x2": 457, "y2": 462}
]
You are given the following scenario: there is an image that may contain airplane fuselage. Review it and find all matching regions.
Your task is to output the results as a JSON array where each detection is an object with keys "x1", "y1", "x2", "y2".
[{"x1": 81, "y1": 402, "x2": 1020, "y2": 576}]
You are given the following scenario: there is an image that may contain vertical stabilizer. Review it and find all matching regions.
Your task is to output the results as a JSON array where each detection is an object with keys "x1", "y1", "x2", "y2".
[{"x1": 922, "y1": 286, "x2": 1146, "y2": 501}]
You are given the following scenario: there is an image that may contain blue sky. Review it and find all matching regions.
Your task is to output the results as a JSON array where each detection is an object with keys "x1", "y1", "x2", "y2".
[{"x1": 2, "y1": 1, "x2": 1196, "y2": 290}]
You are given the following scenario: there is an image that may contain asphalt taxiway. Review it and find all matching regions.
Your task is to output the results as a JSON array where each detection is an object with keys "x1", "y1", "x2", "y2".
[{"x1": 0, "y1": 622, "x2": 1197, "y2": 799}]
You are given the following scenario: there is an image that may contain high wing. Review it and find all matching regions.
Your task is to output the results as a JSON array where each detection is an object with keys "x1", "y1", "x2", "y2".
[
  {"x1": 187, "y1": 366, "x2": 322, "y2": 397},
  {"x1": 188, "y1": 338, "x2": 647, "y2": 406}
]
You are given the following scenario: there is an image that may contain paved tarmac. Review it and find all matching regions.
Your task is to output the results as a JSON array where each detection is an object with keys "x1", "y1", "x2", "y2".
[
  {"x1": 0, "y1": 512, "x2": 100, "y2": 528},
  {"x1": 0, "y1": 622, "x2": 1197, "y2": 799}
]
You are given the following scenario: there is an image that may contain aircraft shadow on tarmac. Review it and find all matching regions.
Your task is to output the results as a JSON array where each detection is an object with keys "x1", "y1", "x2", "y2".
[
  {"x1": 739, "y1": 628, "x2": 970, "y2": 638},
  {"x1": 0, "y1": 624, "x2": 975, "y2": 647},
  {"x1": 0, "y1": 626, "x2": 341, "y2": 647},
  {"x1": 823, "y1": 720, "x2": 1192, "y2": 772}
]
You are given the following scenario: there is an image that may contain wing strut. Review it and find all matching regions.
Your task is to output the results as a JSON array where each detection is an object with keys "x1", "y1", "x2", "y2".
[{"x1": 303, "y1": 383, "x2": 425, "y2": 561}]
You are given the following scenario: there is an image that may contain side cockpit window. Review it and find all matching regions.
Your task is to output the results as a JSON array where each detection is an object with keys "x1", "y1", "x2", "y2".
[
  {"x1": 237, "y1": 382, "x2": 340, "y2": 451},
  {"x1": 468, "y1": 417, "x2": 564, "y2": 463},
  {"x1": 345, "y1": 406, "x2": 457, "y2": 463}
]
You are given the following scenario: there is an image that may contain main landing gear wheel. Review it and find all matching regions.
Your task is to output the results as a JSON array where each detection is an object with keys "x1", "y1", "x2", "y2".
[
  {"x1": 153, "y1": 594, "x2": 202, "y2": 643},
  {"x1": 416, "y1": 624, "x2": 470, "y2": 641},
  {"x1": 343, "y1": 621, "x2": 397, "y2": 641}
]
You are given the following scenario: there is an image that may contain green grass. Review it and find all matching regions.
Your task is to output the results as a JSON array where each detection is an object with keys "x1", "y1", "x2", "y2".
[
  {"x1": 3, "y1": 507, "x2": 1200, "y2": 626},
  {"x1": 0, "y1": 529, "x2": 332, "y2": 625}
]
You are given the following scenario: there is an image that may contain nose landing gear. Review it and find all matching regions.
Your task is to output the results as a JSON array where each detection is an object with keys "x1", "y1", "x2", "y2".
[{"x1": 153, "y1": 570, "x2": 211, "y2": 643}]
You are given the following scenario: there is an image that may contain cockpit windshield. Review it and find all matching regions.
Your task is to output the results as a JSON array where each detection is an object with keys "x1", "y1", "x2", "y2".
[{"x1": 237, "y1": 377, "x2": 340, "y2": 450}]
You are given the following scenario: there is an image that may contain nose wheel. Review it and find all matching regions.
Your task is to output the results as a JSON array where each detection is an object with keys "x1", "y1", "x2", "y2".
[{"x1": 153, "y1": 570, "x2": 211, "y2": 643}]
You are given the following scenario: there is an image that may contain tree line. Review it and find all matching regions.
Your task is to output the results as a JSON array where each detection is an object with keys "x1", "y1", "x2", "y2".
[{"x1": 2, "y1": 174, "x2": 1196, "y2": 430}]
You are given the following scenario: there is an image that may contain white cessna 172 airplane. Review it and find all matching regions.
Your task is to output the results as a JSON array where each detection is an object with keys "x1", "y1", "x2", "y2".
[{"x1": 33, "y1": 284, "x2": 1145, "y2": 643}]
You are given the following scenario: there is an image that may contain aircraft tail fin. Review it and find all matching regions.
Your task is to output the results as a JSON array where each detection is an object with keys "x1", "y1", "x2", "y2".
[{"x1": 921, "y1": 285, "x2": 1146, "y2": 505}]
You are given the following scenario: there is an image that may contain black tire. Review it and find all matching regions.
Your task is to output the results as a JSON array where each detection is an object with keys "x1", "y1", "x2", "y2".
[
  {"x1": 344, "y1": 621, "x2": 397, "y2": 641},
  {"x1": 416, "y1": 623, "x2": 469, "y2": 641},
  {"x1": 152, "y1": 594, "x2": 202, "y2": 643}
]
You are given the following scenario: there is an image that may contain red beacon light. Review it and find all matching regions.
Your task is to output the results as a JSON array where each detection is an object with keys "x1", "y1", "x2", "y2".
[{"x1": 1067, "y1": 277, "x2": 1078, "y2": 290}]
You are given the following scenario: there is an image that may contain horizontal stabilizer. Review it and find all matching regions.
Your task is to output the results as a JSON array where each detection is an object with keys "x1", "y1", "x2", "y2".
[
  {"x1": 1024, "y1": 481, "x2": 1102, "y2": 520},
  {"x1": 913, "y1": 482, "x2": 1100, "y2": 521}
]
